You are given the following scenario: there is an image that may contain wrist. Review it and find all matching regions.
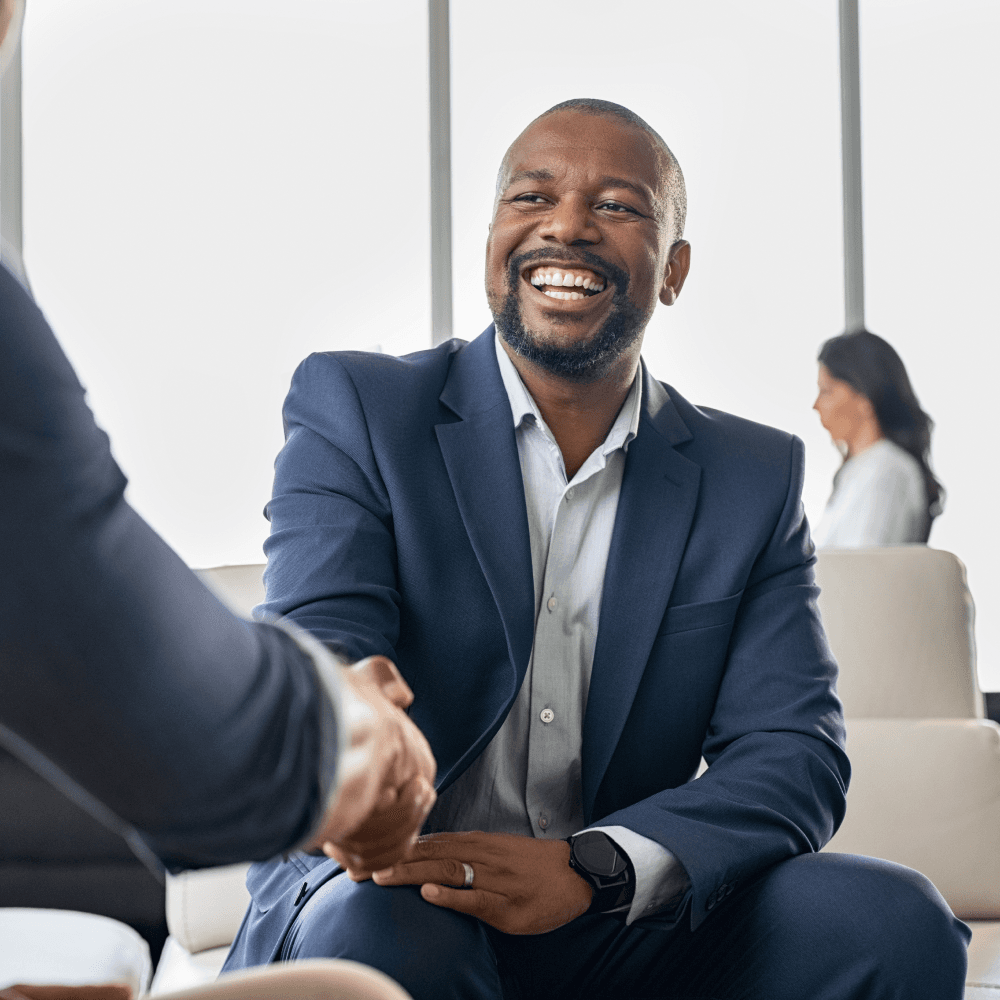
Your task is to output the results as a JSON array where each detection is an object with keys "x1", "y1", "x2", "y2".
[{"x1": 566, "y1": 831, "x2": 635, "y2": 914}]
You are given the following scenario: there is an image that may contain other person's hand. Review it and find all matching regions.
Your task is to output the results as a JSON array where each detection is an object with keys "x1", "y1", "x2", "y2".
[
  {"x1": 372, "y1": 831, "x2": 593, "y2": 934},
  {"x1": 304, "y1": 656, "x2": 436, "y2": 877}
]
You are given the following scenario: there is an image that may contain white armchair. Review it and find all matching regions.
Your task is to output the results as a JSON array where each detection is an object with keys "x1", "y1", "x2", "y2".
[
  {"x1": 150, "y1": 864, "x2": 251, "y2": 993},
  {"x1": 815, "y1": 547, "x2": 1000, "y2": 994},
  {"x1": 814, "y1": 545, "x2": 981, "y2": 719}
]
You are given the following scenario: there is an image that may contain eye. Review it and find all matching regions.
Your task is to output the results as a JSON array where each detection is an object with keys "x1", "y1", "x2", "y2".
[
  {"x1": 510, "y1": 193, "x2": 548, "y2": 205},
  {"x1": 596, "y1": 201, "x2": 639, "y2": 215}
]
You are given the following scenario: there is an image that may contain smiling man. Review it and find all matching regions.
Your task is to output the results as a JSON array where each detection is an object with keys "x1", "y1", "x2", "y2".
[{"x1": 224, "y1": 100, "x2": 969, "y2": 999}]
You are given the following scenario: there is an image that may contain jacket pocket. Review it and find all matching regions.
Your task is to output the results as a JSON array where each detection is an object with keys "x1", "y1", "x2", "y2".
[{"x1": 656, "y1": 591, "x2": 744, "y2": 636}]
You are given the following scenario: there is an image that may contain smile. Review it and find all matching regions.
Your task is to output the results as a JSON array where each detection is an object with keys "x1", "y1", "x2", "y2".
[{"x1": 525, "y1": 265, "x2": 607, "y2": 302}]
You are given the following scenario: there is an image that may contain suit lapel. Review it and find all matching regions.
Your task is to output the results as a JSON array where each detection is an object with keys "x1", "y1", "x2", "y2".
[
  {"x1": 435, "y1": 328, "x2": 536, "y2": 693},
  {"x1": 582, "y1": 367, "x2": 701, "y2": 820}
]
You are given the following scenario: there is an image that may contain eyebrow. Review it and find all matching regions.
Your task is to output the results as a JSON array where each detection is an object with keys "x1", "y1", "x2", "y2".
[
  {"x1": 505, "y1": 169, "x2": 656, "y2": 206},
  {"x1": 597, "y1": 176, "x2": 655, "y2": 203},
  {"x1": 506, "y1": 169, "x2": 556, "y2": 185}
]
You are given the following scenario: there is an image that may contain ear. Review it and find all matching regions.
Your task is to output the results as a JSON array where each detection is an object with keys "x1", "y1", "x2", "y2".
[{"x1": 659, "y1": 240, "x2": 691, "y2": 306}]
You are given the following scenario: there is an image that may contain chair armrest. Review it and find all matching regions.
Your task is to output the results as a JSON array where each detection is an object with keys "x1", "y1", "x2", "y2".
[
  {"x1": 165, "y1": 864, "x2": 251, "y2": 955},
  {"x1": 823, "y1": 717, "x2": 1000, "y2": 918}
]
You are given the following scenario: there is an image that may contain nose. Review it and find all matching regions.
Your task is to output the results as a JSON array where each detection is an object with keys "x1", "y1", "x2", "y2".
[{"x1": 539, "y1": 195, "x2": 600, "y2": 246}]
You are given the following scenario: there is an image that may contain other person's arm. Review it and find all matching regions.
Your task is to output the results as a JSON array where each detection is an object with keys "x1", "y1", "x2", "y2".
[{"x1": 0, "y1": 263, "x2": 433, "y2": 871}]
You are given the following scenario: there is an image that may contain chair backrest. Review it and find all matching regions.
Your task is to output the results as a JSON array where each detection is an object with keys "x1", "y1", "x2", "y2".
[
  {"x1": 194, "y1": 564, "x2": 267, "y2": 619},
  {"x1": 814, "y1": 547, "x2": 981, "y2": 719}
]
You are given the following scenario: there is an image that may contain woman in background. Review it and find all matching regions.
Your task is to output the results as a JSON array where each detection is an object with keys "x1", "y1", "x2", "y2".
[{"x1": 812, "y1": 329, "x2": 944, "y2": 547}]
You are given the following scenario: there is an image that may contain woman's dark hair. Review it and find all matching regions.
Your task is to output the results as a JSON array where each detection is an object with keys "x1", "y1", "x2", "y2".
[{"x1": 818, "y1": 330, "x2": 944, "y2": 533}]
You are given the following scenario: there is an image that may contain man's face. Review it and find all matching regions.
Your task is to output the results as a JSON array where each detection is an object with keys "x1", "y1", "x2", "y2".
[{"x1": 485, "y1": 110, "x2": 687, "y2": 380}]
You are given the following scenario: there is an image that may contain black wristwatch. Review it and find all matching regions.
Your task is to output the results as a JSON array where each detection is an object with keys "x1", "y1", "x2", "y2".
[{"x1": 566, "y1": 831, "x2": 635, "y2": 914}]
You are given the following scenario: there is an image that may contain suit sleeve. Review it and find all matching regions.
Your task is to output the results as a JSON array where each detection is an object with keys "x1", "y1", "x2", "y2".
[
  {"x1": 0, "y1": 264, "x2": 343, "y2": 870},
  {"x1": 595, "y1": 435, "x2": 850, "y2": 931},
  {"x1": 259, "y1": 353, "x2": 401, "y2": 663}
]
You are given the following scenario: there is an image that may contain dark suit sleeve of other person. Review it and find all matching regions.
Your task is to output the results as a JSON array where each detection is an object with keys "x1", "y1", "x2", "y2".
[
  {"x1": 593, "y1": 405, "x2": 850, "y2": 929},
  {"x1": 0, "y1": 262, "x2": 341, "y2": 872}
]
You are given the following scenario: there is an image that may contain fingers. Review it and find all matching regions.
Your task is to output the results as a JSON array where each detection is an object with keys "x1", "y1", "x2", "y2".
[
  {"x1": 320, "y1": 841, "x2": 373, "y2": 882},
  {"x1": 373, "y1": 857, "x2": 473, "y2": 888},
  {"x1": 420, "y1": 883, "x2": 495, "y2": 920},
  {"x1": 308, "y1": 662, "x2": 436, "y2": 856},
  {"x1": 321, "y1": 773, "x2": 435, "y2": 874},
  {"x1": 350, "y1": 655, "x2": 414, "y2": 710}
]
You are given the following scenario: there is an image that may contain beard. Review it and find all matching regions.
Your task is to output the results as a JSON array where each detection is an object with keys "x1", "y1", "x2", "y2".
[{"x1": 490, "y1": 248, "x2": 649, "y2": 382}]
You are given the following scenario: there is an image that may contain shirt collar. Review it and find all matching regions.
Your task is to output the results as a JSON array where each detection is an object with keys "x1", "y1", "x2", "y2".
[{"x1": 493, "y1": 331, "x2": 642, "y2": 456}]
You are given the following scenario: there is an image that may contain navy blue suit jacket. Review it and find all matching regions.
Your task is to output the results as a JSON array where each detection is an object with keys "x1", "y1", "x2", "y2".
[{"x1": 225, "y1": 326, "x2": 848, "y2": 967}]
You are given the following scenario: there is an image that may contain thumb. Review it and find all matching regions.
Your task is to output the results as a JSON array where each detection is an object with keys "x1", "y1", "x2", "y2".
[{"x1": 351, "y1": 656, "x2": 414, "y2": 710}]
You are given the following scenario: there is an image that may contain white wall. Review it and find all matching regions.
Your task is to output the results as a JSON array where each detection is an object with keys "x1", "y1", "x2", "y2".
[
  {"x1": 22, "y1": 0, "x2": 430, "y2": 567},
  {"x1": 20, "y1": 1, "x2": 1000, "y2": 684}
]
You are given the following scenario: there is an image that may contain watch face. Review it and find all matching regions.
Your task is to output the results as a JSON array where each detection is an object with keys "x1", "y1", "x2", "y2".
[{"x1": 574, "y1": 832, "x2": 626, "y2": 877}]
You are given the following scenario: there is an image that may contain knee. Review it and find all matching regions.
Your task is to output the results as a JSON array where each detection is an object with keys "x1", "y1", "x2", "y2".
[
  {"x1": 285, "y1": 875, "x2": 498, "y2": 1000},
  {"x1": 767, "y1": 854, "x2": 966, "y2": 938},
  {"x1": 754, "y1": 854, "x2": 970, "y2": 982}
]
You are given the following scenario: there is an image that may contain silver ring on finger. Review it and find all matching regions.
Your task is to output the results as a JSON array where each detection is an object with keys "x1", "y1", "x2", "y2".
[{"x1": 461, "y1": 862, "x2": 474, "y2": 889}]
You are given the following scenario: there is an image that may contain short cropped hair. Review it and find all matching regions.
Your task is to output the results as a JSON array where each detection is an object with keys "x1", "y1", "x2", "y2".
[{"x1": 496, "y1": 98, "x2": 687, "y2": 242}]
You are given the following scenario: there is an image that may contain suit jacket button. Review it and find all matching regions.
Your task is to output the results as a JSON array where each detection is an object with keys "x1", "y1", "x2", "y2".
[{"x1": 706, "y1": 891, "x2": 717, "y2": 911}]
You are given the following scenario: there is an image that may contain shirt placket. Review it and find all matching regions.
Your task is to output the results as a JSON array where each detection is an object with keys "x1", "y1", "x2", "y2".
[{"x1": 525, "y1": 481, "x2": 577, "y2": 838}]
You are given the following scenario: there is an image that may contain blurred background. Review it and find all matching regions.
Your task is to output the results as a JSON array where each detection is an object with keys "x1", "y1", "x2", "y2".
[{"x1": 15, "y1": 0, "x2": 1000, "y2": 685}]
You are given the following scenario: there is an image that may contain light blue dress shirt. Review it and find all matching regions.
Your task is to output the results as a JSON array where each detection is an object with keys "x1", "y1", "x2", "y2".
[{"x1": 424, "y1": 335, "x2": 690, "y2": 923}]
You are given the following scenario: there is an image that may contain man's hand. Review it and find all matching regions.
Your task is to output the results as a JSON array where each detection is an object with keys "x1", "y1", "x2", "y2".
[
  {"x1": 303, "y1": 656, "x2": 436, "y2": 877},
  {"x1": 372, "y1": 831, "x2": 593, "y2": 935}
]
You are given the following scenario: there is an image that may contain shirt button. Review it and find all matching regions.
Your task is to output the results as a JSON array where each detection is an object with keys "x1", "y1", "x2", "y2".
[
  {"x1": 565, "y1": 488, "x2": 575, "y2": 501},
  {"x1": 538, "y1": 814, "x2": 549, "y2": 830},
  {"x1": 547, "y1": 596, "x2": 557, "y2": 612},
  {"x1": 539, "y1": 708, "x2": 555, "y2": 724}
]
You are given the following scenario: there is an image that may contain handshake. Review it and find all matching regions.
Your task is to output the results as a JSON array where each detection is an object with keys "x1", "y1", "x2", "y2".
[{"x1": 304, "y1": 656, "x2": 437, "y2": 880}]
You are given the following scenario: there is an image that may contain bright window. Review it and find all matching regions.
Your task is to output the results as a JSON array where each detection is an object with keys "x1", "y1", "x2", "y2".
[{"x1": 23, "y1": 0, "x2": 429, "y2": 566}]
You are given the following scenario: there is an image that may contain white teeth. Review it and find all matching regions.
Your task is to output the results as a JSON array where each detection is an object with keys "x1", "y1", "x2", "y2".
[
  {"x1": 527, "y1": 267, "x2": 606, "y2": 293},
  {"x1": 543, "y1": 289, "x2": 585, "y2": 300}
]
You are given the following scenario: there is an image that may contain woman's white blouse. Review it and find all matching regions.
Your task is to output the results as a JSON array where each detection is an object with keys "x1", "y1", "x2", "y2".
[{"x1": 813, "y1": 439, "x2": 928, "y2": 548}]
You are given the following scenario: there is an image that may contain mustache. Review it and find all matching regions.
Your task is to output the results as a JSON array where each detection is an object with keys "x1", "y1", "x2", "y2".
[{"x1": 508, "y1": 248, "x2": 630, "y2": 294}]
